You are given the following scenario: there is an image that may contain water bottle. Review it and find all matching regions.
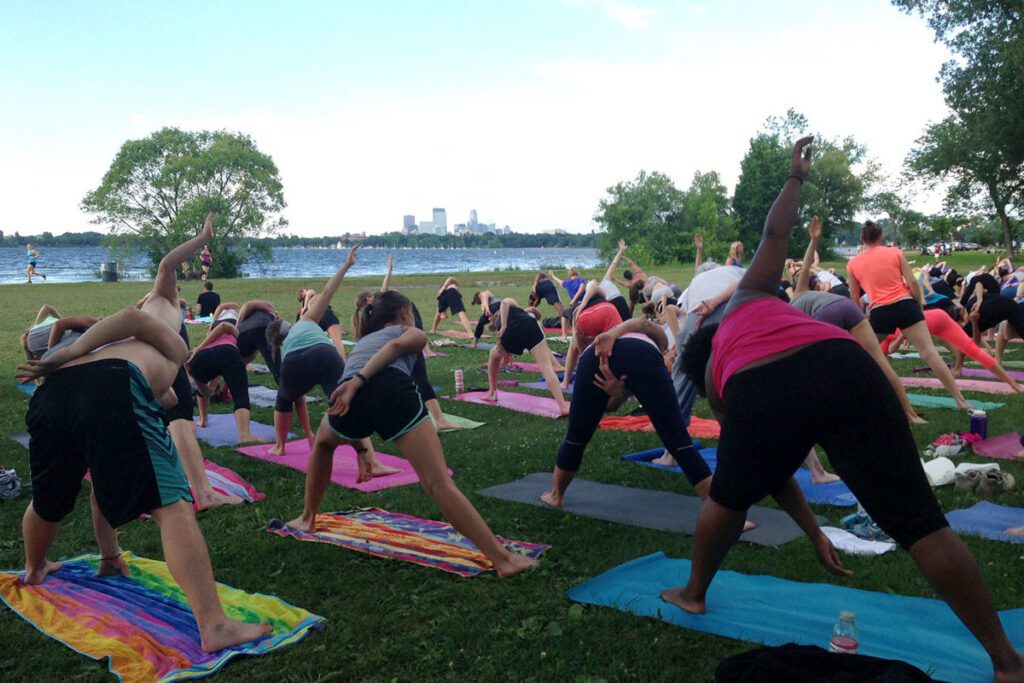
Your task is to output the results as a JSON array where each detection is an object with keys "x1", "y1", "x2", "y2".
[
  {"x1": 829, "y1": 611, "x2": 859, "y2": 654},
  {"x1": 969, "y1": 410, "x2": 988, "y2": 439},
  {"x1": 454, "y1": 369, "x2": 464, "y2": 393}
]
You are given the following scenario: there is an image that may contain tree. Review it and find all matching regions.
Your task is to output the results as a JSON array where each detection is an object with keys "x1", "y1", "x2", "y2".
[
  {"x1": 677, "y1": 171, "x2": 736, "y2": 262},
  {"x1": 82, "y1": 127, "x2": 286, "y2": 277},
  {"x1": 594, "y1": 170, "x2": 685, "y2": 264}
]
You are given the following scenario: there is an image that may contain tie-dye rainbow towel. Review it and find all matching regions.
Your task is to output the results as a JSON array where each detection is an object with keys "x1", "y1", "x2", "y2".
[
  {"x1": 267, "y1": 507, "x2": 549, "y2": 577},
  {"x1": 0, "y1": 552, "x2": 323, "y2": 683}
]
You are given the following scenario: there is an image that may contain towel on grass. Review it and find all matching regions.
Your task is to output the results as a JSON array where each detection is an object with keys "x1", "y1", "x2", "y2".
[
  {"x1": 621, "y1": 448, "x2": 857, "y2": 507},
  {"x1": 236, "y1": 440, "x2": 449, "y2": 492},
  {"x1": 432, "y1": 413, "x2": 486, "y2": 431},
  {"x1": 906, "y1": 393, "x2": 1004, "y2": 410},
  {"x1": 0, "y1": 552, "x2": 322, "y2": 683},
  {"x1": 453, "y1": 390, "x2": 564, "y2": 418},
  {"x1": 972, "y1": 432, "x2": 1023, "y2": 459},
  {"x1": 248, "y1": 363, "x2": 271, "y2": 374},
  {"x1": 267, "y1": 508, "x2": 548, "y2": 577},
  {"x1": 9, "y1": 432, "x2": 30, "y2": 449},
  {"x1": 599, "y1": 415, "x2": 721, "y2": 440},
  {"x1": 15, "y1": 382, "x2": 35, "y2": 396},
  {"x1": 248, "y1": 385, "x2": 320, "y2": 409},
  {"x1": 900, "y1": 376, "x2": 1018, "y2": 395},
  {"x1": 820, "y1": 527, "x2": 896, "y2": 555},
  {"x1": 567, "y1": 551, "x2": 1024, "y2": 683},
  {"x1": 947, "y1": 501, "x2": 1024, "y2": 544},
  {"x1": 194, "y1": 413, "x2": 285, "y2": 448},
  {"x1": 184, "y1": 316, "x2": 213, "y2": 325},
  {"x1": 202, "y1": 460, "x2": 264, "y2": 505}
]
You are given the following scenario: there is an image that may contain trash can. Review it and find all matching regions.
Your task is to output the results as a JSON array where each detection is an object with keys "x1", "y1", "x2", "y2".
[{"x1": 100, "y1": 262, "x2": 118, "y2": 283}]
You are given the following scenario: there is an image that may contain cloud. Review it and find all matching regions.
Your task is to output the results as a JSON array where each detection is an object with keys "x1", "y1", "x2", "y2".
[{"x1": 601, "y1": 1, "x2": 658, "y2": 29}]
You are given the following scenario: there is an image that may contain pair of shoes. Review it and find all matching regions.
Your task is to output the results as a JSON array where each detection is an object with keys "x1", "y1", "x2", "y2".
[
  {"x1": 955, "y1": 469, "x2": 983, "y2": 492},
  {"x1": 977, "y1": 470, "x2": 1016, "y2": 497},
  {"x1": 841, "y1": 510, "x2": 893, "y2": 543}
]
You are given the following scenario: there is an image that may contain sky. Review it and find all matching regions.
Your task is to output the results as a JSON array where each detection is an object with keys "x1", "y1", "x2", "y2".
[{"x1": 0, "y1": 0, "x2": 951, "y2": 236}]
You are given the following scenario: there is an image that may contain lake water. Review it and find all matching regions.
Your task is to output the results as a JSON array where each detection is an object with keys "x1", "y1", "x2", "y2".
[{"x1": 0, "y1": 246, "x2": 602, "y2": 285}]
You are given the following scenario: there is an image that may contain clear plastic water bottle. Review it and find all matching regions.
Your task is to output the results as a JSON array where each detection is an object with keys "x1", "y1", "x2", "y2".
[
  {"x1": 454, "y1": 369, "x2": 464, "y2": 393},
  {"x1": 829, "y1": 611, "x2": 859, "y2": 654}
]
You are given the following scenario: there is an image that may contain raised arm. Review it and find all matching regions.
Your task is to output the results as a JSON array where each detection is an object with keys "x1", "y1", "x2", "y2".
[
  {"x1": 602, "y1": 240, "x2": 627, "y2": 282},
  {"x1": 899, "y1": 255, "x2": 924, "y2": 307},
  {"x1": 734, "y1": 136, "x2": 813, "y2": 298},
  {"x1": 795, "y1": 217, "x2": 822, "y2": 296},
  {"x1": 382, "y1": 255, "x2": 394, "y2": 292},
  {"x1": 435, "y1": 276, "x2": 455, "y2": 297},
  {"x1": 498, "y1": 298, "x2": 516, "y2": 337},
  {"x1": 328, "y1": 326, "x2": 427, "y2": 416},
  {"x1": 694, "y1": 234, "x2": 704, "y2": 269},
  {"x1": 236, "y1": 300, "x2": 277, "y2": 326},
  {"x1": 547, "y1": 270, "x2": 564, "y2": 286},
  {"x1": 305, "y1": 246, "x2": 359, "y2": 323},
  {"x1": 47, "y1": 315, "x2": 100, "y2": 350}
]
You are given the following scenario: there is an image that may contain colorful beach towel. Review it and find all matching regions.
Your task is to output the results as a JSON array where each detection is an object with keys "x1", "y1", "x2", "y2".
[
  {"x1": 453, "y1": 390, "x2": 564, "y2": 418},
  {"x1": 599, "y1": 415, "x2": 721, "y2": 440},
  {"x1": 267, "y1": 508, "x2": 548, "y2": 577},
  {"x1": 567, "y1": 551, "x2": 1024, "y2": 683},
  {"x1": 906, "y1": 393, "x2": 1004, "y2": 411},
  {"x1": 900, "y1": 376, "x2": 1018, "y2": 395},
  {"x1": 194, "y1": 413, "x2": 285, "y2": 448},
  {"x1": 947, "y1": 501, "x2": 1024, "y2": 544},
  {"x1": 184, "y1": 315, "x2": 213, "y2": 325},
  {"x1": 621, "y1": 447, "x2": 857, "y2": 507},
  {"x1": 202, "y1": 460, "x2": 264, "y2": 505},
  {"x1": 0, "y1": 552, "x2": 323, "y2": 683},
  {"x1": 972, "y1": 432, "x2": 1023, "y2": 459},
  {"x1": 236, "y1": 440, "x2": 449, "y2": 492}
]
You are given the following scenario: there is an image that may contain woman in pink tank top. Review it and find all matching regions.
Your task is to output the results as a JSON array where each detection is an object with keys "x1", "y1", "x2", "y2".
[
  {"x1": 660, "y1": 138, "x2": 1022, "y2": 681},
  {"x1": 847, "y1": 222, "x2": 973, "y2": 410}
]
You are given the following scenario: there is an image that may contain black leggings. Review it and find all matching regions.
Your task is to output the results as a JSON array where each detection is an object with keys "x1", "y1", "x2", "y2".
[
  {"x1": 964, "y1": 295, "x2": 1024, "y2": 337},
  {"x1": 189, "y1": 345, "x2": 250, "y2": 412},
  {"x1": 712, "y1": 339, "x2": 948, "y2": 549},
  {"x1": 276, "y1": 344, "x2": 343, "y2": 413},
  {"x1": 238, "y1": 325, "x2": 280, "y2": 383},
  {"x1": 556, "y1": 338, "x2": 711, "y2": 486}
]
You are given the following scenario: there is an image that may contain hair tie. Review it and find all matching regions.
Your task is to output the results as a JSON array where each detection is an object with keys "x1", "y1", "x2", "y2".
[{"x1": 365, "y1": 303, "x2": 374, "y2": 317}]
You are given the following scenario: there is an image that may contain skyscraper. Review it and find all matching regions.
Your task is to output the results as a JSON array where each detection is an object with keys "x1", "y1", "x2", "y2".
[
  {"x1": 469, "y1": 209, "x2": 478, "y2": 228},
  {"x1": 432, "y1": 208, "x2": 447, "y2": 235},
  {"x1": 403, "y1": 215, "x2": 415, "y2": 233}
]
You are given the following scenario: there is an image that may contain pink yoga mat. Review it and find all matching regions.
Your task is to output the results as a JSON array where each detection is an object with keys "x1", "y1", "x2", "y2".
[
  {"x1": 454, "y1": 390, "x2": 565, "y2": 418},
  {"x1": 236, "y1": 440, "x2": 451, "y2": 492},
  {"x1": 899, "y1": 377, "x2": 1018, "y2": 395},
  {"x1": 973, "y1": 432, "x2": 1023, "y2": 459}
]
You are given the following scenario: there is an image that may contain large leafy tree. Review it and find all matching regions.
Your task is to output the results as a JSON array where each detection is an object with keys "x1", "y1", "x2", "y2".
[
  {"x1": 677, "y1": 171, "x2": 737, "y2": 262},
  {"x1": 895, "y1": 0, "x2": 1024, "y2": 255},
  {"x1": 594, "y1": 170, "x2": 685, "y2": 265},
  {"x1": 82, "y1": 127, "x2": 286, "y2": 277}
]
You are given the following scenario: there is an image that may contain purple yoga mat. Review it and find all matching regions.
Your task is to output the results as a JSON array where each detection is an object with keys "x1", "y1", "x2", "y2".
[
  {"x1": 972, "y1": 432, "x2": 1023, "y2": 460},
  {"x1": 899, "y1": 376, "x2": 1018, "y2": 395},
  {"x1": 960, "y1": 367, "x2": 1024, "y2": 382},
  {"x1": 236, "y1": 440, "x2": 451, "y2": 492},
  {"x1": 453, "y1": 390, "x2": 565, "y2": 418}
]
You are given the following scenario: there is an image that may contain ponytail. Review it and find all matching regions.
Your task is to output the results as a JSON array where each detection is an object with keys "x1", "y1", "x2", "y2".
[{"x1": 360, "y1": 290, "x2": 411, "y2": 337}]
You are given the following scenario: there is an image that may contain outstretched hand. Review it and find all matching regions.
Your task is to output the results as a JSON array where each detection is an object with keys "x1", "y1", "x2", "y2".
[
  {"x1": 345, "y1": 245, "x2": 360, "y2": 267},
  {"x1": 808, "y1": 216, "x2": 822, "y2": 242},
  {"x1": 203, "y1": 212, "x2": 214, "y2": 237},
  {"x1": 617, "y1": 239, "x2": 627, "y2": 252},
  {"x1": 16, "y1": 357, "x2": 61, "y2": 383},
  {"x1": 812, "y1": 533, "x2": 852, "y2": 577},
  {"x1": 790, "y1": 136, "x2": 814, "y2": 179},
  {"x1": 694, "y1": 233, "x2": 703, "y2": 250}
]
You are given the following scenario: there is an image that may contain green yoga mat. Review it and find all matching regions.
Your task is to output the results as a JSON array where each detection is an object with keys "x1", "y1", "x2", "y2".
[
  {"x1": 433, "y1": 413, "x2": 486, "y2": 431},
  {"x1": 906, "y1": 393, "x2": 1004, "y2": 410}
]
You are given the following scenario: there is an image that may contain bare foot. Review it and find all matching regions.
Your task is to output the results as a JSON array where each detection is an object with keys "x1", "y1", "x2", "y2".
[
  {"x1": 1014, "y1": 451, "x2": 1024, "y2": 461},
  {"x1": 200, "y1": 619, "x2": 272, "y2": 653},
  {"x1": 539, "y1": 490, "x2": 563, "y2": 507},
  {"x1": 742, "y1": 520, "x2": 757, "y2": 532},
  {"x1": 435, "y1": 419, "x2": 463, "y2": 432},
  {"x1": 23, "y1": 560, "x2": 63, "y2": 585},
  {"x1": 95, "y1": 556, "x2": 129, "y2": 578},
  {"x1": 367, "y1": 461, "x2": 401, "y2": 479},
  {"x1": 199, "y1": 417, "x2": 209, "y2": 428},
  {"x1": 957, "y1": 400, "x2": 977, "y2": 412},
  {"x1": 196, "y1": 489, "x2": 243, "y2": 511},
  {"x1": 651, "y1": 451, "x2": 677, "y2": 467},
  {"x1": 284, "y1": 515, "x2": 317, "y2": 534},
  {"x1": 481, "y1": 392, "x2": 498, "y2": 403},
  {"x1": 660, "y1": 587, "x2": 705, "y2": 614},
  {"x1": 908, "y1": 413, "x2": 928, "y2": 425},
  {"x1": 558, "y1": 404, "x2": 570, "y2": 417},
  {"x1": 811, "y1": 472, "x2": 842, "y2": 485},
  {"x1": 239, "y1": 433, "x2": 269, "y2": 445},
  {"x1": 994, "y1": 652, "x2": 1024, "y2": 683},
  {"x1": 1006, "y1": 526, "x2": 1024, "y2": 537},
  {"x1": 493, "y1": 553, "x2": 539, "y2": 578}
]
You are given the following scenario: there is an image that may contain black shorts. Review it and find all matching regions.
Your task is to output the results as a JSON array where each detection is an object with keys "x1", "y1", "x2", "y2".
[
  {"x1": 610, "y1": 296, "x2": 631, "y2": 322},
  {"x1": 711, "y1": 340, "x2": 947, "y2": 549},
  {"x1": 165, "y1": 366, "x2": 194, "y2": 423},
  {"x1": 535, "y1": 279, "x2": 561, "y2": 306},
  {"x1": 27, "y1": 359, "x2": 192, "y2": 527},
  {"x1": 499, "y1": 319, "x2": 545, "y2": 355},
  {"x1": 437, "y1": 288, "x2": 466, "y2": 315},
  {"x1": 318, "y1": 306, "x2": 341, "y2": 332},
  {"x1": 237, "y1": 310, "x2": 274, "y2": 357},
  {"x1": 868, "y1": 298, "x2": 924, "y2": 335},
  {"x1": 328, "y1": 368, "x2": 429, "y2": 442}
]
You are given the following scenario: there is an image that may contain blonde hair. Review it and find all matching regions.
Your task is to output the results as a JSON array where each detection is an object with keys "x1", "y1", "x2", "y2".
[
  {"x1": 729, "y1": 242, "x2": 744, "y2": 259},
  {"x1": 569, "y1": 266, "x2": 580, "y2": 277}
]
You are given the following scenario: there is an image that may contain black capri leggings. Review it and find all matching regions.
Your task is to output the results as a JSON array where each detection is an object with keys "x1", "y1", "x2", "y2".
[
  {"x1": 556, "y1": 338, "x2": 711, "y2": 486},
  {"x1": 276, "y1": 344, "x2": 344, "y2": 413},
  {"x1": 711, "y1": 339, "x2": 948, "y2": 549},
  {"x1": 189, "y1": 345, "x2": 251, "y2": 412}
]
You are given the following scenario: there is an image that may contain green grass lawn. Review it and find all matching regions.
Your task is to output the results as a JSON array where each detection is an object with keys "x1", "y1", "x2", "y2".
[{"x1": 0, "y1": 254, "x2": 1021, "y2": 682}]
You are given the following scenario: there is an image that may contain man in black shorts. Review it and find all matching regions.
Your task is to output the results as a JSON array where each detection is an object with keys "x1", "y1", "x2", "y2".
[
  {"x1": 430, "y1": 277, "x2": 476, "y2": 338},
  {"x1": 197, "y1": 281, "x2": 220, "y2": 318}
]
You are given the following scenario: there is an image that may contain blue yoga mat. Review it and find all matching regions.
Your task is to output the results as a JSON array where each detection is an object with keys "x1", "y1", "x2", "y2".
[
  {"x1": 194, "y1": 413, "x2": 288, "y2": 448},
  {"x1": 947, "y1": 501, "x2": 1024, "y2": 544},
  {"x1": 621, "y1": 448, "x2": 857, "y2": 507},
  {"x1": 521, "y1": 380, "x2": 573, "y2": 395},
  {"x1": 906, "y1": 393, "x2": 1004, "y2": 410},
  {"x1": 568, "y1": 551, "x2": 1024, "y2": 683},
  {"x1": 15, "y1": 382, "x2": 35, "y2": 397}
]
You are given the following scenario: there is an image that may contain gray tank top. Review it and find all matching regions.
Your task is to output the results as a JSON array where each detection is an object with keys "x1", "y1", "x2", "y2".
[{"x1": 341, "y1": 326, "x2": 418, "y2": 382}]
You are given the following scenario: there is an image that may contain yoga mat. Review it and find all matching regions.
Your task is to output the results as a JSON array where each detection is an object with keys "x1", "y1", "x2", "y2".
[
  {"x1": 194, "y1": 413, "x2": 285, "y2": 447},
  {"x1": 599, "y1": 415, "x2": 721, "y2": 440},
  {"x1": 202, "y1": 460, "x2": 265, "y2": 505},
  {"x1": 906, "y1": 393, "x2": 1004, "y2": 410},
  {"x1": 15, "y1": 382, "x2": 35, "y2": 396},
  {"x1": 433, "y1": 413, "x2": 486, "y2": 431},
  {"x1": 236, "y1": 439, "x2": 450, "y2": 492},
  {"x1": 435, "y1": 329, "x2": 474, "y2": 339},
  {"x1": 184, "y1": 315, "x2": 213, "y2": 324},
  {"x1": 900, "y1": 376, "x2": 1018, "y2": 395},
  {"x1": 267, "y1": 508, "x2": 548, "y2": 577},
  {"x1": 9, "y1": 432, "x2": 30, "y2": 449},
  {"x1": 248, "y1": 385, "x2": 320, "y2": 409},
  {"x1": 479, "y1": 473, "x2": 821, "y2": 547},
  {"x1": 521, "y1": 380, "x2": 573, "y2": 395},
  {"x1": 0, "y1": 552, "x2": 323, "y2": 683},
  {"x1": 960, "y1": 367, "x2": 1024, "y2": 382},
  {"x1": 947, "y1": 501, "x2": 1024, "y2": 544},
  {"x1": 453, "y1": 390, "x2": 564, "y2": 418},
  {"x1": 989, "y1": 359, "x2": 1024, "y2": 369},
  {"x1": 566, "y1": 551, "x2": 1024, "y2": 683},
  {"x1": 621, "y1": 448, "x2": 857, "y2": 507},
  {"x1": 424, "y1": 350, "x2": 448, "y2": 358},
  {"x1": 972, "y1": 432, "x2": 1023, "y2": 459}
]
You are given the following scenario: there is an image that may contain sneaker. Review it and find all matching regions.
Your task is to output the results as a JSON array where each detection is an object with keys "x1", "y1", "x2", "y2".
[
  {"x1": 0, "y1": 469, "x2": 23, "y2": 501},
  {"x1": 954, "y1": 469, "x2": 982, "y2": 492},
  {"x1": 841, "y1": 510, "x2": 893, "y2": 543},
  {"x1": 977, "y1": 470, "x2": 1017, "y2": 497}
]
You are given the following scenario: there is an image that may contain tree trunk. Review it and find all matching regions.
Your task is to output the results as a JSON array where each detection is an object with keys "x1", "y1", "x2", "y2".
[{"x1": 997, "y1": 204, "x2": 1014, "y2": 258}]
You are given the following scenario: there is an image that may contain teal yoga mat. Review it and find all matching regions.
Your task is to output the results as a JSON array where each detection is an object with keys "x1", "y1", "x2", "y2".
[
  {"x1": 568, "y1": 551, "x2": 1024, "y2": 683},
  {"x1": 906, "y1": 393, "x2": 1004, "y2": 410}
]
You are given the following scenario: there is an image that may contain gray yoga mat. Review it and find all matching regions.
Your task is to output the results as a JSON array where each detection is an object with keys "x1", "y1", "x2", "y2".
[
  {"x1": 247, "y1": 384, "x2": 320, "y2": 409},
  {"x1": 9, "y1": 432, "x2": 30, "y2": 449},
  {"x1": 479, "y1": 473, "x2": 824, "y2": 547}
]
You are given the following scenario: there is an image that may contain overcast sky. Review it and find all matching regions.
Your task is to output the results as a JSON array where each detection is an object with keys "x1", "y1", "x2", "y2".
[{"x1": 0, "y1": 0, "x2": 950, "y2": 236}]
